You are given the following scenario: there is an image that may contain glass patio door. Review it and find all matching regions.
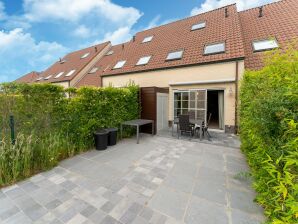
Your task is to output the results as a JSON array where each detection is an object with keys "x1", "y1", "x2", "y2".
[{"x1": 174, "y1": 89, "x2": 207, "y2": 122}]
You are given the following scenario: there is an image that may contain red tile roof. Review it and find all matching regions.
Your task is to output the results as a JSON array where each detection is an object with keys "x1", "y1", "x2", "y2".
[
  {"x1": 239, "y1": 0, "x2": 298, "y2": 70},
  {"x1": 36, "y1": 42, "x2": 110, "y2": 83},
  {"x1": 15, "y1": 71, "x2": 40, "y2": 83},
  {"x1": 80, "y1": 4, "x2": 245, "y2": 83}
]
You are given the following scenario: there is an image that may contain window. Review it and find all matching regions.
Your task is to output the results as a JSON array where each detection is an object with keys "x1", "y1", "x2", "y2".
[
  {"x1": 136, "y1": 56, "x2": 151, "y2": 66},
  {"x1": 191, "y1": 22, "x2": 206, "y2": 31},
  {"x1": 65, "y1": 70, "x2": 76, "y2": 77},
  {"x1": 142, "y1": 36, "x2": 153, "y2": 43},
  {"x1": 166, "y1": 50, "x2": 184, "y2": 61},
  {"x1": 113, "y1": 60, "x2": 126, "y2": 69},
  {"x1": 252, "y1": 39, "x2": 278, "y2": 52},
  {"x1": 106, "y1": 50, "x2": 114, "y2": 56},
  {"x1": 54, "y1": 72, "x2": 64, "y2": 78},
  {"x1": 89, "y1": 67, "x2": 99, "y2": 74},
  {"x1": 81, "y1": 52, "x2": 90, "y2": 59},
  {"x1": 44, "y1": 75, "x2": 52, "y2": 80},
  {"x1": 204, "y1": 42, "x2": 225, "y2": 55},
  {"x1": 36, "y1": 77, "x2": 43, "y2": 81}
]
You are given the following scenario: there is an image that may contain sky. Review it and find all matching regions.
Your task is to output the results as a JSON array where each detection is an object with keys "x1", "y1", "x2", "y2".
[{"x1": 0, "y1": 0, "x2": 278, "y2": 82}]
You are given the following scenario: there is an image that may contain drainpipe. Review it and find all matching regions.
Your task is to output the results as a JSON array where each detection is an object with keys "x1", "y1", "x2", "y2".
[{"x1": 235, "y1": 61, "x2": 239, "y2": 134}]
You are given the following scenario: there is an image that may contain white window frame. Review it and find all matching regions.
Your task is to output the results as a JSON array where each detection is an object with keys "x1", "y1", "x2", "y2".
[
  {"x1": 36, "y1": 77, "x2": 43, "y2": 81},
  {"x1": 113, "y1": 60, "x2": 126, "y2": 69},
  {"x1": 191, "y1": 21, "x2": 206, "y2": 31},
  {"x1": 204, "y1": 42, "x2": 225, "y2": 55},
  {"x1": 81, "y1": 52, "x2": 90, "y2": 59},
  {"x1": 44, "y1": 75, "x2": 52, "y2": 80},
  {"x1": 136, "y1": 56, "x2": 151, "y2": 66},
  {"x1": 54, "y1": 72, "x2": 64, "y2": 79},
  {"x1": 106, "y1": 50, "x2": 114, "y2": 56},
  {"x1": 252, "y1": 39, "x2": 278, "y2": 52},
  {"x1": 142, "y1": 36, "x2": 153, "y2": 43},
  {"x1": 166, "y1": 50, "x2": 184, "y2": 61},
  {"x1": 65, "y1": 69, "x2": 76, "y2": 77}
]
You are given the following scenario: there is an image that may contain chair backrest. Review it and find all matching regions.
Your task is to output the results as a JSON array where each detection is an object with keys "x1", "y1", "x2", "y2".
[
  {"x1": 179, "y1": 114, "x2": 191, "y2": 131},
  {"x1": 188, "y1": 111, "x2": 195, "y2": 120}
]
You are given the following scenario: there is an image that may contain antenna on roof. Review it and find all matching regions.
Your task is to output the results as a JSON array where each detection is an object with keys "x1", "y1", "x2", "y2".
[
  {"x1": 95, "y1": 46, "x2": 98, "y2": 52},
  {"x1": 225, "y1": 8, "x2": 228, "y2": 18},
  {"x1": 122, "y1": 44, "x2": 124, "y2": 50},
  {"x1": 259, "y1": 6, "x2": 263, "y2": 17}
]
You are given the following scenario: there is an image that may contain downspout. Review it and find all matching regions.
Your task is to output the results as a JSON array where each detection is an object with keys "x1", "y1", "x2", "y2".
[{"x1": 235, "y1": 61, "x2": 239, "y2": 134}]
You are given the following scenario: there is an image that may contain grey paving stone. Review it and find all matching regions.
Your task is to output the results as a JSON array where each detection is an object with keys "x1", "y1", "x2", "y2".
[
  {"x1": 119, "y1": 210, "x2": 138, "y2": 224},
  {"x1": 49, "y1": 219, "x2": 63, "y2": 224},
  {"x1": 148, "y1": 185, "x2": 189, "y2": 220},
  {"x1": 229, "y1": 189, "x2": 263, "y2": 215},
  {"x1": 100, "y1": 215, "x2": 121, "y2": 224},
  {"x1": 164, "y1": 173, "x2": 195, "y2": 193},
  {"x1": 60, "y1": 180, "x2": 77, "y2": 191},
  {"x1": 185, "y1": 196, "x2": 229, "y2": 224},
  {"x1": 231, "y1": 209, "x2": 265, "y2": 224},
  {"x1": 4, "y1": 187, "x2": 25, "y2": 199},
  {"x1": 18, "y1": 181, "x2": 39, "y2": 193},
  {"x1": 0, "y1": 206, "x2": 20, "y2": 221},
  {"x1": 193, "y1": 179, "x2": 227, "y2": 205},
  {"x1": 23, "y1": 203, "x2": 47, "y2": 221},
  {"x1": 2, "y1": 211, "x2": 32, "y2": 224},
  {"x1": 101, "y1": 201, "x2": 116, "y2": 213},
  {"x1": 196, "y1": 166, "x2": 226, "y2": 183},
  {"x1": 89, "y1": 210, "x2": 106, "y2": 223},
  {"x1": 128, "y1": 202, "x2": 143, "y2": 214},
  {"x1": 80, "y1": 205, "x2": 97, "y2": 218},
  {"x1": 131, "y1": 216, "x2": 149, "y2": 224},
  {"x1": 227, "y1": 161, "x2": 249, "y2": 175},
  {"x1": 139, "y1": 207, "x2": 153, "y2": 221},
  {"x1": 45, "y1": 199, "x2": 63, "y2": 210}
]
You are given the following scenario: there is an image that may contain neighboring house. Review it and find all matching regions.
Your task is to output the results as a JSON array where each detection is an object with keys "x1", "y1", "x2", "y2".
[
  {"x1": 16, "y1": 0, "x2": 298, "y2": 133},
  {"x1": 15, "y1": 71, "x2": 41, "y2": 83}
]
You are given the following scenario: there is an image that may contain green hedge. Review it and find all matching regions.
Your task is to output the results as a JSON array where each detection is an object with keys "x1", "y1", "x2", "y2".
[
  {"x1": 0, "y1": 83, "x2": 139, "y2": 186},
  {"x1": 240, "y1": 47, "x2": 298, "y2": 223}
]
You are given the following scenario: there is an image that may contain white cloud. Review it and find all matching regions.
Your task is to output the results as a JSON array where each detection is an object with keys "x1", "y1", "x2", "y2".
[
  {"x1": 0, "y1": 28, "x2": 68, "y2": 82},
  {"x1": 191, "y1": 0, "x2": 279, "y2": 15},
  {"x1": 96, "y1": 26, "x2": 132, "y2": 45},
  {"x1": 73, "y1": 25, "x2": 91, "y2": 38},
  {"x1": 0, "y1": 1, "x2": 6, "y2": 20}
]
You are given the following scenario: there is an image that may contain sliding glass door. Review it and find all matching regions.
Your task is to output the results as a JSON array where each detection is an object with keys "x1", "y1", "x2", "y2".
[{"x1": 174, "y1": 89, "x2": 207, "y2": 122}]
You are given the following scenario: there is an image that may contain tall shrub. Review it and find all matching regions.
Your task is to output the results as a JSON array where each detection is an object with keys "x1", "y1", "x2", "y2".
[{"x1": 240, "y1": 47, "x2": 298, "y2": 223}]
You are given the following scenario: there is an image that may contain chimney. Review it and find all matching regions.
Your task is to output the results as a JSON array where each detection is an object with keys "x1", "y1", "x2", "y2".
[
  {"x1": 95, "y1": 46, "x2": 98, "y2": 52},
  {"x1": 259, "y1": 6, "x2": 263, "y2": 17},
  {"x1": 132, "y1": 36, "x2": 136, "y2": 42},
  {"x1": 122, "y1": 44, "x2": 124, "y2": 50},
  {"x1": 225, "y1": 8, "x2": 228, "y2": 18}
]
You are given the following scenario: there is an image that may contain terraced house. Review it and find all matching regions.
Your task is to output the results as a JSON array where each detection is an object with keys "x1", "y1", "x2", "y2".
[{"x1": 16, "y1": 0, "x2": 298, "y2": 134}]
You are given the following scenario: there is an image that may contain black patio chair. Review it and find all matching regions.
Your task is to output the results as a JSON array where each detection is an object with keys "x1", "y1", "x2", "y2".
[
  {"x1": 202, "y1": 113, "x2": 212, "y2": 140},
  {"x1": 178, "y1": 114, "x2": 194, "y2": 139}
]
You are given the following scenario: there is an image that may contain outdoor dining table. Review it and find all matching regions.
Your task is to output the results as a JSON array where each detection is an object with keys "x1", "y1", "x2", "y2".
[
  {"x1": 171, "y1": 117, "x2": 204, "y2": 140},
  {"x1": 120, "y1": 119, "x2": 154, "y2": 144}
]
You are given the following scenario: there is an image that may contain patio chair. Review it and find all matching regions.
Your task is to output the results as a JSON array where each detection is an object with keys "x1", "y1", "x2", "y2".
[
  {"x1": 178, "y1": 114, "x2": 194, "y2": 138},
  {"x1": 202, "y1": 113, "x2": 212, "y2": 140}
]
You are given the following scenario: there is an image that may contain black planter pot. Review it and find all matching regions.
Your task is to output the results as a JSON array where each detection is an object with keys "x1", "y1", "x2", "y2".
[
  {"x1": 94, "y1": 130, "x2": 108, "y2": 150},
  {"x1": 105, "y1": 128, "x2": 118, "y2": 146}
]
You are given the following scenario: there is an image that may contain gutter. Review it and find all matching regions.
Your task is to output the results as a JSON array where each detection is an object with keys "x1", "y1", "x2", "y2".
[
  {"x1": 169, "y1": 79, "x2": 235, "y2": 86},
  {"x1": 235, "y1": 61, "x2": 239, "y2": 133}
]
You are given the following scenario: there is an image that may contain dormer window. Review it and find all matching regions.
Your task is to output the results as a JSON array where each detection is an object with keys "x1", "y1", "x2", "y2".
[
  {"x1": 142, "y1": 36, "x2": 153, "y2": 43},
  {"x1": 44, "y1": 75, "x2": 52, "y2": 80},
  {"x1": 252, "y1": 39, "x2": 278, "y2": 52},
  {"x1": 54, "y1": 72, "x2": 64, "y2": 78},
  {"x1": 204, "y1": 42, "x2": 225, "y2": 55},
  {"x1": 136, "y1": 56, "x2": 151, "y2": 66},
  {"x1": 65, "y1": 70, "x2": 76, "y2": 77},
  {"x1": 166, "y1": 50, "x2": 184, "y2": 61},
  {"x1": 89, "y1": 67, "x2": 99, "y2": 74},
  {"x1": 81, "y1": 52, "x2": 90, "y2": 59},
  {"x1": 113, "y1": 60, "x2": 126, "y2": 69},
  {"x1": 191, "y1": 22, "x2": 206, "y2": 31},
  {"x1": 106, "y1": 50, "x2": 114, "y2": 56}
]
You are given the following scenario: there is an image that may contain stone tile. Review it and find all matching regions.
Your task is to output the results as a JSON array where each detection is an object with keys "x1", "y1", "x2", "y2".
[
  {"x1": 109, "y1": 198, "x2": 132, "y2": 220},
  {"x1": 45, "y1": 199, "x2": 63, "y2": 210},
  {"x1": 67, "y1": 213, "x2": 88, "y2": 224},
  {"x1": 88, "y1": 210, "x2": 106, "y2": 223},
  {"x1": 4, "y1": 187, "x2": 25, "y2": 199},
  {"x1": 131, "y1": 216, "x2": 149, "y2": 224},
  {"x1": 164, "y1": 174, "x2": 195, "y2": 193},
  {"x1": 34, "y1": 212, "x2": 56, "y2": 224},
  {"x1": 229, "y1": 189, "x2": 263, "y2": 215},
  {"x1": 139, "y1": 207, "x2": 153, "y2": 221},
  {"x1": 231, "y1": 209, "x2": 265, "y2": 224},
  {"x1": 148, "y1": 185, "x2": 189, "y2": 220},
  {"x1": 100, "y1": 215, "x2": 121, "y2": 224},
  {"x1": 2, "y1": 212, "x2": 32, "y2": 224},
  {"x1": 196, "y1": 166, "x2": 226, "y2": 183},
  {"x1": 101, "y1": 201, "x2": 116, "y2": 213},
  {"x1": 192, "y1": 179, "x2": 227, "y2": 205},
  {"x1": 185, "y1": 196, "x2": 229, "y2": 224},
  {"x1": 80, "y1": 205, "x2": 97, "y2": 218},
  {"x1": 23, "y1": 203, "x2": 47, "y2": 221},
  {"x1": 0, "y1": 206, "x2": 20, "y2": 221},
  {"x1": 128, "y1": 202, "x2": 143, "y2": 214},
  {"x1": 119, "y1": 210, "x2": 138, "y2": 224}
]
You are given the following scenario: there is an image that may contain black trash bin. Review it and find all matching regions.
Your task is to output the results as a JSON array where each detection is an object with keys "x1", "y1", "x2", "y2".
[
  {"x1": 94, "y1": 130, "x2": 108, "y2": 150},
  {"x1": 105, "y1": 128, "x2": 118, "y2": 146}
]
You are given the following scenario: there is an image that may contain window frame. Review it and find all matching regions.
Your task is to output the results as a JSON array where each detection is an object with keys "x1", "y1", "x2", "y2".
[
  {"x1": 54, "y1": 72, "x2": 64, "y2": 79},
  {"x1": 142, "y1": 35, "x2": 153, "y2": 43},
  {"x1": 191, "y1": 21, "x2": 206, "y2": 31},
  {"x1": 252, "y1": 38, "x2": 279, "y2": 53},
  {"x1": 88, "y1": 67, "x2": 99, "y2": 74},
  {"x1": 136, "y1": 56, "x2": 152, "y2": 66},
  {"x1": 203, "y1": 42, "x2": 226, "y2": 55},
  {"x1": 106, "y1": 50, "x2": 114, "y2": 56},
  {"x1": 166, "y1": 49, "x2": 184, "y2": 61},
  {"x1": 65, "y1": 69, "x2": 76, "y2": 77},
  {"x1": 80, "y1": 52, "x2": 90, "y2": 59},
  {"x1": 113, "y1": 60, "x2": 126, "y2": 69}
]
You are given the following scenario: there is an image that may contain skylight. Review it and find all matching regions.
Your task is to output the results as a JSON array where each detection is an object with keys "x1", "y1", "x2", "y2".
[
  {"x1": 113, "y1": 60, "x2": 126, "y2": 69},
  {"x1": 81, "y1": 52, "x2": 90, "y2": 59},
  {"x1": 54, "y1": 72, "x2": 64, "y2": 79},
  {"x1": 166, "y1": 50, "x2": 184, "y2": 61},
  {"x1": 89, "y1": 67, "x2": 99, "y2": 74},
  {"x1": 191, "y1": 22, "x2": 206, "y2": 31},
  {"x1": 36, "y1": 77, "x2": 43, "y2": 81},
  {"x1": 252, "y1": 39, "x2": 278, "y2": 52},
  {"x1": 204, "y1": 42, "x2": 225, "y2": 55},
  {"x1": 106, "y1": 50, "x2": 114, "y2": 56},
  {"x1": 136, "y1": 56, "x2": 151, "y2": 66},
  {"x1": 142, "y1": 36, "x2": 153, "y2": 43},
  {"x1": 65, "y1": 70, "x2": 76, "y2": 77},
  {"x1": 44, "y1": 75, "x2": 52, "y2": 80}
]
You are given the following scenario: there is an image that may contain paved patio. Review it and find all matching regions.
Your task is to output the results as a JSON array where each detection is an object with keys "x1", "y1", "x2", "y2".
[{"x1": 0, "y1": 135, "x2": 264, "y2": 224}]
